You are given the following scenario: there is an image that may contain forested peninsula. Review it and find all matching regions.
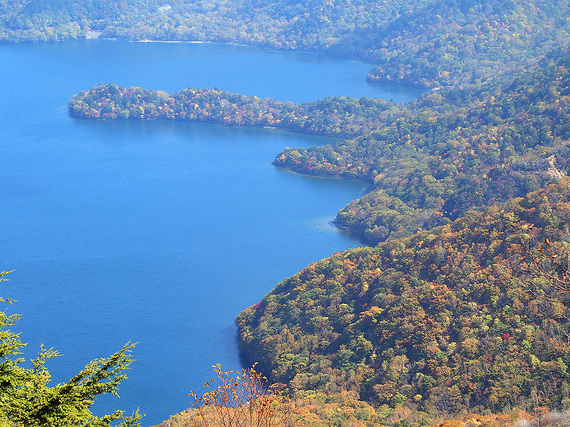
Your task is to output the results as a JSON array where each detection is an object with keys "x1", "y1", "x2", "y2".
[
  {"x1": 68, "y1": 85, "x2": 401, "y2": 139},
  {"x1": 6, "y1": 0, "x2": 570, "y2": 425},
  {"x1": 73, "y1": 47, "x2": 570, "y2": 426},
  {"x1": 70, "y1": 48, "x2": 570, "y2": 248},
  {"x1": 237, "y1": 178, "x2": 570, "y2": 423}
]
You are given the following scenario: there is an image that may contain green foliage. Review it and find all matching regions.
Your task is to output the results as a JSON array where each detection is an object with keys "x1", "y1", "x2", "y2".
[
  {"x1": 70, "y1": 48, "x2": 570, "y2": 248},
  {"x1": 236, "y1": 180, "x2": 570, "y2": 422},
  {"x1": 276, "y1": 49, "x2": 570, "y2": 245},
  {"x1": 3, "y1": 0, "x2": 570, "y2": 89},
  {"x1": 362, "y1": 0, "x2": 570, "y2": 88},
  {"x1": 68, "y1": 83, "x2": 401, "y2": 139},
  {"x1": 0, "y1": 270, "x2": 142, "y2": 426}
]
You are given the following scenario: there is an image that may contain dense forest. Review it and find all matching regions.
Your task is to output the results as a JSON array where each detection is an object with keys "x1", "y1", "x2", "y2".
[
  {"x1": 236, "y1": 179, "x2": 570, "y2": 425},
  {"x1": 68, "y1": 84, "x2": 402, "y2": 139},
  {"x1": 277, "y1": 49, "x2": 570, "y2": 245},
  {"x1": 70, "y1": 48, "x2": 570, "y2": 247},
  {"x1": 2, "y1": 0, "x2": 570, "y2": 87},
  {"x1": 7, "y1": 0, "x2": 570, "y2": 425}
]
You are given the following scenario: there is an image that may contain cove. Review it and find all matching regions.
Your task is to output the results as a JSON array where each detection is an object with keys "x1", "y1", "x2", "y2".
[{"x1": 0, "y1": 40, "x2": 422, "y2": 425}]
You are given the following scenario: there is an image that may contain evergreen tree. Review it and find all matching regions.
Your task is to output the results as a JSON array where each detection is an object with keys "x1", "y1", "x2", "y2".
[{"x1": 0, "y1": 270, "x2": 142, "y2": 426}]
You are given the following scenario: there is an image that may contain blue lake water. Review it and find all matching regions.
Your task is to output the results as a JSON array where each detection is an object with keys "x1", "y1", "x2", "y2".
[{"x1": 0, "y1": 40, "x2": 422, "y2": 425}]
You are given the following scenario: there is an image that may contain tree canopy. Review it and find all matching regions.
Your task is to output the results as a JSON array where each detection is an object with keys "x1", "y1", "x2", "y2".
[
  {"x1": 70, "y1": 48, "x2": 570, "y2": 248},
  {"x1": 236, "y1": 179, "x2": 570, "y2": 423},
  {"x1": 4, "y1": 0, "x2": 570, "y2": 88},
  {"x1": 0, "y1": 270, "x2": 142, "y2": 426}
]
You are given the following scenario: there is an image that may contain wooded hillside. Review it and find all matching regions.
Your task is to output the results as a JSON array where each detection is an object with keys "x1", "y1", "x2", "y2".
[
  {"x1": 71, "y1": 49, "x2": 570, "y2": 247},
  {"x1": 4, "y1": 0, "x2": 570, "y2": 87},
  {"x1": 276, "y1": 49, "x2": 570, "y2": 245},
  {"x1": 236, "y1": 179, "x2": 570, "y2": 422},
  {"x1": 19, "y1": 0, "x2": 570, "y2": 424}
]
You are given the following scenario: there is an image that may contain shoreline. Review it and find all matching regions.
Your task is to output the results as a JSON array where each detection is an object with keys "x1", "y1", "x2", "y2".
[{"x1": 136, "y1": 39, "x2": 208, "y2": 44}]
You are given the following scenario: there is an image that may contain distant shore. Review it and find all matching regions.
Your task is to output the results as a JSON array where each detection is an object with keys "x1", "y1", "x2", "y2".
[{"x1": 136, "y1": 39, "x2": 208, "y2": 44}]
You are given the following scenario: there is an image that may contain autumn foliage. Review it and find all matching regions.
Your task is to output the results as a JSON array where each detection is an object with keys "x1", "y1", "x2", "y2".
[
  {"x1": 182, "y1": 364, "x2": 293, "y2": 427},
  {"x1": 68, "y1": 83, "x2": 400, "y2": 139},
  {"x1": 236, "y1": 179, "x2": 570, "y2": 423}
]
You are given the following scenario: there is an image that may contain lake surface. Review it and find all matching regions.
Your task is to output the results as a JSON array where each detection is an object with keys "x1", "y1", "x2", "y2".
[{"x1": 0, "y1": 40, "x2": 422, "y2": 425}]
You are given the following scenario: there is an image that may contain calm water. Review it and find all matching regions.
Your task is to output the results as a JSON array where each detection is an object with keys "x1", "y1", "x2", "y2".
[{"x1": 0, "y1": 40, "x2": 421, "y2": 425}]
